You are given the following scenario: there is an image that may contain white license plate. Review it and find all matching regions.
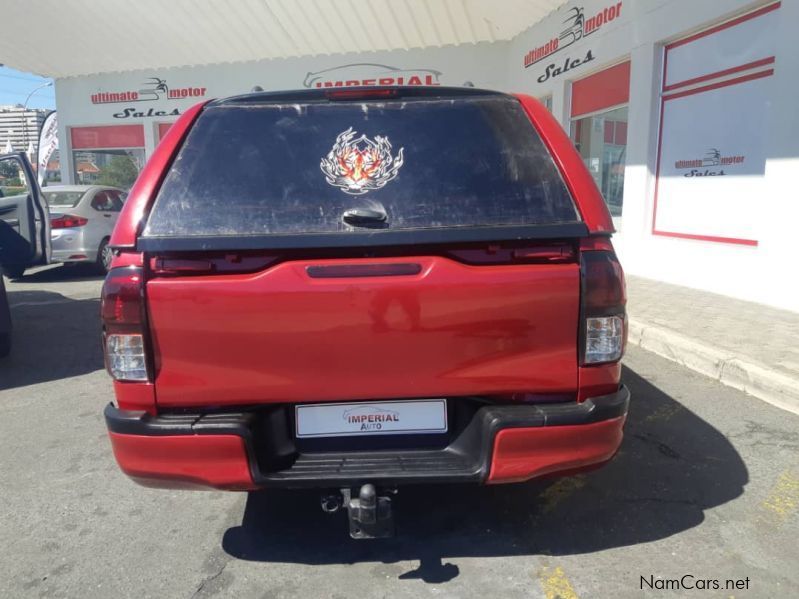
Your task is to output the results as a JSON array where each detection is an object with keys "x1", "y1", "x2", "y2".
[{"x1": 295, "y1": 399, "x2": 448, "y2": 438}]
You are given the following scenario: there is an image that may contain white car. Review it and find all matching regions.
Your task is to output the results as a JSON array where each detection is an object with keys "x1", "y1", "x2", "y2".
[{"x1": 43, "y1": 185, "x2": 126, "y2": 274}]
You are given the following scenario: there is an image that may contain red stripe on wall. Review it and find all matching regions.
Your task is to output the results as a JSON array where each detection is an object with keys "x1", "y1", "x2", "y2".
[
  {"x1": 663, "y1": 69, "x2": 774, "y2": 102},
  {"x1": 652, "y1": 230, "x2": 758, "y2": 246},
  {"x1": 157, "y1": 123, "x2": 174, "y2": 140},
  {"x1": 71, "y1": 125, "x2": 145, "y2": 149},
  {"x1": 665, "y1": 1, "x2": 781, "y2": 50},
  {"x1": 663, "y1": 56, "x2": 775, "y2": 92},
  {"x1": 571, "y1": 61, "x2": 631, "y2": 118}
]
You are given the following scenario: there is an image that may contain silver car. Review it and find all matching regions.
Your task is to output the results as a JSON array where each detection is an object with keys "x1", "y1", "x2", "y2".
[{"x1": 44, "y1": 185, "x2": 125, "y2": 273}]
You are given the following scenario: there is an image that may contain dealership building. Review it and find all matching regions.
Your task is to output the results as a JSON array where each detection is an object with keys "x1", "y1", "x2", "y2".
[{"x1": 3, "y1": 0, "x2": 796, "y2": 311}]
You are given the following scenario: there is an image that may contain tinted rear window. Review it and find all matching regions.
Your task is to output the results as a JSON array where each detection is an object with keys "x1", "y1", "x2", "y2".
[{"x1": 143, "y1": 95, "x2": 578, "y2": 238}]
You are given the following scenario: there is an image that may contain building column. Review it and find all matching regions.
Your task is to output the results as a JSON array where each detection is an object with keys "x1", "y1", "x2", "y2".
[
  {"x1": 613, "y1": 41, "x2": 660, "y2": 266},
  {"x1": 143, "y1": 120, "x2": 158, "y2": 163},
  {"x1": 54, "y1": 81, "x2": 75, "y2": 185},
  {"x1": 551, "y1": 79, "x2": 570, "y2": 130}
]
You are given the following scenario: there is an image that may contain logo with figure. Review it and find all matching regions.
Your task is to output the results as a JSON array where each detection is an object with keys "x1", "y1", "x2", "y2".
[
  {"x1": 674, "y1": 148, "x2": 745, "y2": 177},
  {"x1": 90, "y1": 77, "x2": 207, "y2": 104},
  {"x1": 559, "y1": 7, "x2": 586, "y2": 46},
  {"x1": 702, "y1": 148, "x2": 721, "y2": 167},
  {"x1": 303, "y1": 63, "x2": 442, "y2": 88},
  {"x1": 320, "y1": 128, "x2": 404, "y2": 195},
  {"x1": 137, "y1": 77, "x2": 169, "y2": 101},
  {"x1": 524, "y1": 1, "x2": 623, "y2": 68}
]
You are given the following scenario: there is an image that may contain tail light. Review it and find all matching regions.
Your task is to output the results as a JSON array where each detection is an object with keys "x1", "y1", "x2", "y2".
[
  {"x1": 101, "y1": 266, "x2": 150, "y2": 381},
  {"x1": 325, "y1": 88, "x2": 399, "y2": 101},
  {"x1": 580, "y1": 249, "x2": 627, "y2": 365},
  {"x1": 51, "y1": 214, "x2": 88, "y2": 228}
]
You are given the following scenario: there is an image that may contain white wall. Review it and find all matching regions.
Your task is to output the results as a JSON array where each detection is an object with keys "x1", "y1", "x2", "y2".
[
  {"x1": 507, "y1": 0, "x2": 799, "y2": 311},
  {"x1": 54, "y1": 0, "x2": 799, "y2": 311},
  {"x1": 54, "y1": 41, "x2": 508, "y2": 169}
]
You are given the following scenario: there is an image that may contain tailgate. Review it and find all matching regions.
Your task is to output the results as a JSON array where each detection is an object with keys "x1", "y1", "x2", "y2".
[{"x1": 147, "y1": 256, "x2": 580, "y2": 408}]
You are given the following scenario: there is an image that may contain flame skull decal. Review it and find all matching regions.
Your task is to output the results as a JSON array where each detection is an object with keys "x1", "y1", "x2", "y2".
[{"x1": 320, "y1": 127, "x2": 404, "y2": 195}]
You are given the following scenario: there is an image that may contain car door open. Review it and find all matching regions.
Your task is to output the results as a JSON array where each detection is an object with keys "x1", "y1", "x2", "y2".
[{"x1": 0, "y1": 153, "x2": 51, "y2": 277}]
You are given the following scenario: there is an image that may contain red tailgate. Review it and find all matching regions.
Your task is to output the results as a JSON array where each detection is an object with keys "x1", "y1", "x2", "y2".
[{"x1": 146, "y1": 256, "x2": 580, "y2": 407}]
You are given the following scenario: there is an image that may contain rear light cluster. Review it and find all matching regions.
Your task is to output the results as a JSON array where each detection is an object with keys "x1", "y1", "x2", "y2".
[
  {"x1": 101, "y1": 267, "x2": 150, "y2": 381},
  {"x1": 580, "y1": 250, "x2": 627, "y2": 365},
  {"x1": 51, "y1": 214, "x2": 88, "y2": 229},
  {"x1": 325, "y1": 88, "x2": 399, "y2": 101}
]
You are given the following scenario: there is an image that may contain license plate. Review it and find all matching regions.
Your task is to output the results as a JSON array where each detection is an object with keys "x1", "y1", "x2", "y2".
[{"x1": 295, "y1": 399, "x2": 448, "y2": 438}]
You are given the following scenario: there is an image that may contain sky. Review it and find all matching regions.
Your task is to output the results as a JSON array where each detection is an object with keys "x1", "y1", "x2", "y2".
[{"x1": 0, "y1": 65, "x2": 55, "y2": 110}]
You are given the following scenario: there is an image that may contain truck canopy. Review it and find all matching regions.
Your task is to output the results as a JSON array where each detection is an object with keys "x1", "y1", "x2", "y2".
[{"x1": 140, "y1": 89, "x2": 583, "y2": 251}]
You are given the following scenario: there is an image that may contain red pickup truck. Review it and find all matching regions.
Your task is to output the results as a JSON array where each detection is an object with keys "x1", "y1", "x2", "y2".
[{"x1": 102, "y1": 87, "x2": 628, "y2": 538}]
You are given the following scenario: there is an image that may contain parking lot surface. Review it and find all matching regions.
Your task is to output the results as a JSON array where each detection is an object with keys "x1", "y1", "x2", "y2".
[{"x1": 1, "y1": 265, "x2": 798, "y2": 598}]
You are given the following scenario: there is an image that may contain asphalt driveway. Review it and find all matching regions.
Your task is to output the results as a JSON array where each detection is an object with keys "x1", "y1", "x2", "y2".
[{"x1": 1, "y1": 265, "x2": 797, "y2": 598}]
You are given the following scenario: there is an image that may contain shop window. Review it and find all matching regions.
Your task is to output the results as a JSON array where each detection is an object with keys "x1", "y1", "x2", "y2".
[
  {"x1": 651, "y1": 2, "x2": 778, "y2": 246},
  {"x1": 569, "y1": 61, "x2": 630, "y2": 218},
  {"x1": 571, "y1": 107, "x2": 627, "y2": 217},
  {"x1": 42, "y1": 149, "x2": 62, "y2": 184},
  {"x1": 70, "y1": 125, "x2": 145, "y2": 190}
]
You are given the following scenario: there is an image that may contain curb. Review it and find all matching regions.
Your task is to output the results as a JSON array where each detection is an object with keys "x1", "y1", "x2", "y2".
[{"x1": 628, "y1": 318, "x2": 799, "y2": 416}]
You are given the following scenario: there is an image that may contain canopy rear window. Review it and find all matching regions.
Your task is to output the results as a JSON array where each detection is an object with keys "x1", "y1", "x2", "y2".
[{"x1": 142, "y1": 94, "x2": 579, "y2": 242}]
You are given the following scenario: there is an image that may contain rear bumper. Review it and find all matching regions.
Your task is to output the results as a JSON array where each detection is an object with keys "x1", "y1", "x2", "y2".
[
  {"x1": 105, "y1": 385, "x2": 629, "y2": 490},
  {"x1": 51, "y1": 251, "x2": 93, "y2": 263},
  {"x1": 51, "y1": 228, "x2": 92, "y2": 262}
]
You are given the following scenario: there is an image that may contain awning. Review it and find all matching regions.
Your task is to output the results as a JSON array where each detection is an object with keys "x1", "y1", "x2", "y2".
[{"x1": 0, "y1": 0, "x2": 564, "y2": 79}]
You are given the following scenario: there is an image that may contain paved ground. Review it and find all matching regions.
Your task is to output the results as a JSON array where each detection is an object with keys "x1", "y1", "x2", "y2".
[
  {"x1": 627, "y1": 276, "x2": 799, "y2": 379},
  {"x1": 1, "y1": 265, "x2": 798, "y2": 599},
  {"x1": 627, "y1": 275, "x2": 799, "y2": 414}
]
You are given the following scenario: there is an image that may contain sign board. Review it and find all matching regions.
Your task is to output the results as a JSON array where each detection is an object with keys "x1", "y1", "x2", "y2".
[
  {"x1": 652, "y1": 3, "x2": 779, "y2": 246},
  {"x1": 37, "y1": 111, "x2": 58, "y2": 185}
]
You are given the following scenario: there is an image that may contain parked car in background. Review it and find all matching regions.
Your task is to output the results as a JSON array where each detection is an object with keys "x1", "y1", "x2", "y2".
[
  {"x1": 102, "y1": 87, "x2": 628, "y2": 539},
  {"x1": 0, "y1": 152, "x2": 51, "y2": 282},
  {"x1": 44, "y1": 185, "x2": 126, "y2": 274}
]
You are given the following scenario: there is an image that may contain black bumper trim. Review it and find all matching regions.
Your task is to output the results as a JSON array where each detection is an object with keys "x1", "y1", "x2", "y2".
[
  {"x1": 136, "y1": 223, "x2": 590, "y2": 253},
  {"x1": 105, "y1": 385, "x2": 629, "y2": 487}
]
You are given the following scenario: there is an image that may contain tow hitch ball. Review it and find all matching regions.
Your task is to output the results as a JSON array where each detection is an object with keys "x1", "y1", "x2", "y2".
[{"x1": 320, "y1": 484, "x2": 395, "y2": 539}]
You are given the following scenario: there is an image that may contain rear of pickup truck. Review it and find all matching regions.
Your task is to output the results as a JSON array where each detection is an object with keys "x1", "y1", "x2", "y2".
[{"x1": 102, "y1": 88, "x2": 628, "y2": 512}]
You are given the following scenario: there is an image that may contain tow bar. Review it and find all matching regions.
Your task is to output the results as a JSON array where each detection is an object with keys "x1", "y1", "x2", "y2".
[{"x1": 320, "y1": 484, "x2": 395, "y2": 539}]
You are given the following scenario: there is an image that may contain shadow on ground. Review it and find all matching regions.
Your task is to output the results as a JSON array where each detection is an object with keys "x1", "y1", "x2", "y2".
[
  {"x1": 0, "y1": 287, "x2": 102, "y2": 390},
  {"x1": 15, "y1": 263, "x2": 105, "y2": 284},
  {"x1": 222, "y1": 367, "x2": 748, "y2": 582}
]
